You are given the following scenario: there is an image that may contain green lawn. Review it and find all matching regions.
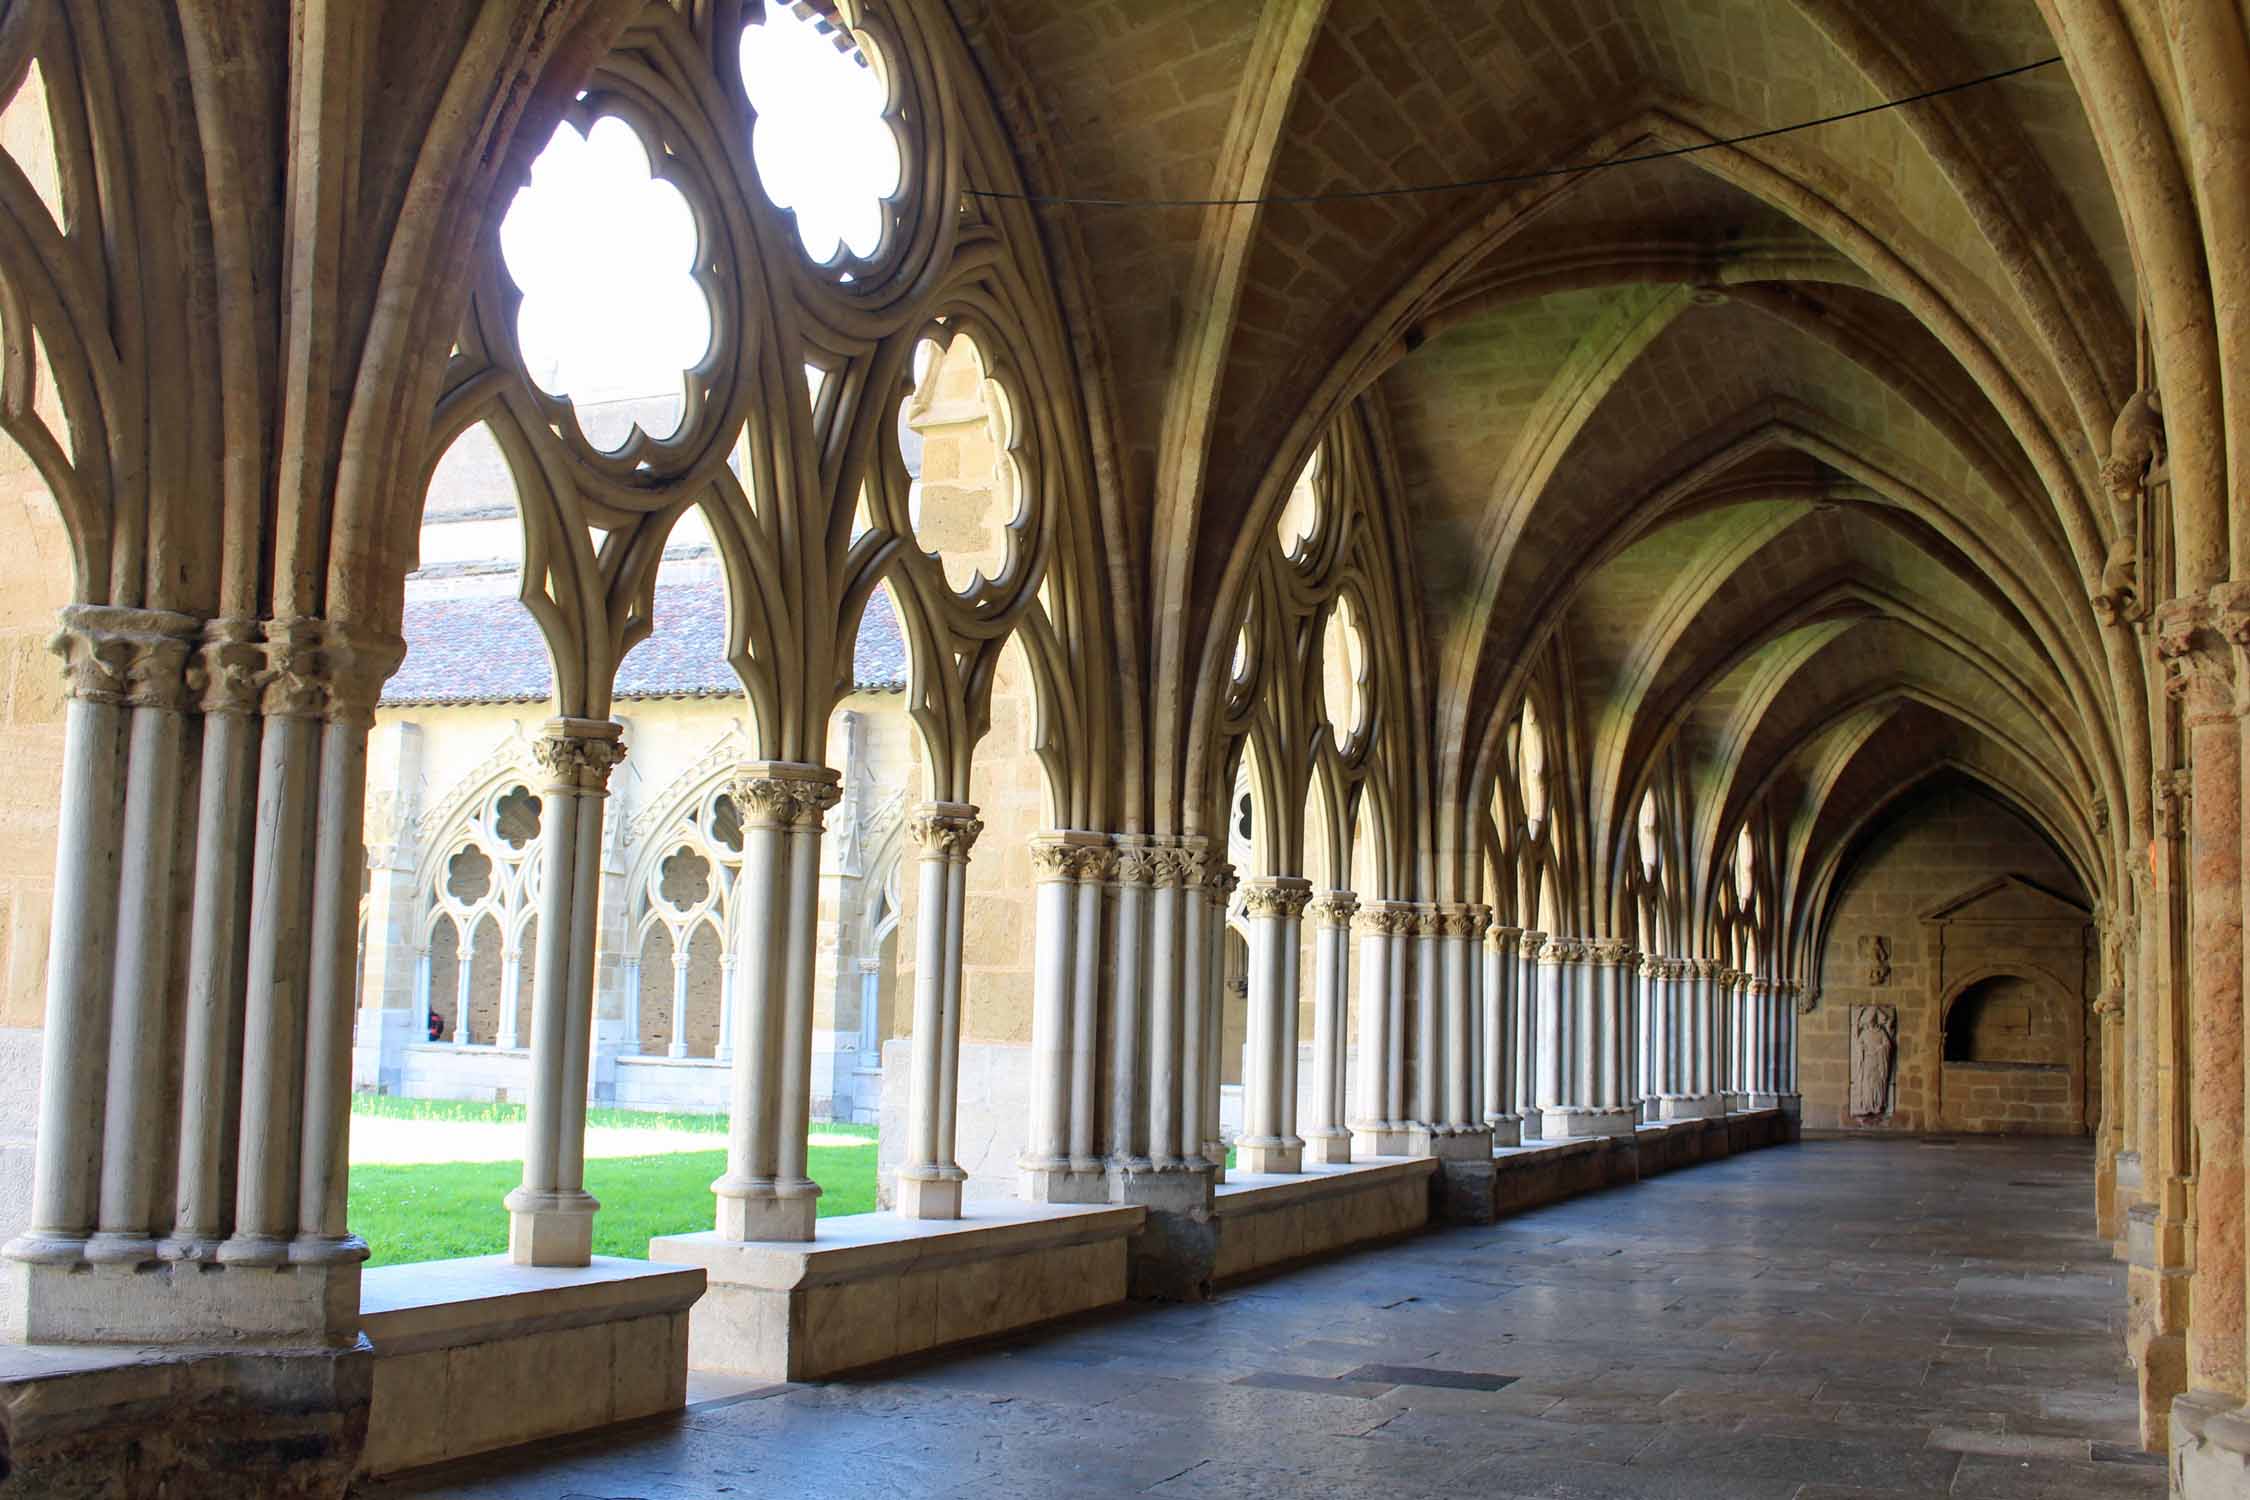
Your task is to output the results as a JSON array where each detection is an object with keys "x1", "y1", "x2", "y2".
[{"x1": 348, "y1": 1095, "x2": 879, "y2": 1266}]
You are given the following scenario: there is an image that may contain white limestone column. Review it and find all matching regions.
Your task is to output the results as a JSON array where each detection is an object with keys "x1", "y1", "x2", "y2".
[
  {"x1": 773, "y1": 771, "x2": 841, "y2": 1227},
  {"x1": 1237, "y1": 876, "x2": 1311, "y2": 1172},
  {"x1": 898, "y1": 803, "x2": 981, "y2": 1219},
  {"x1": 163, "y1": 622, "x2": 262, "y2": 1262},
  {"x1": 1386, "y1": 917, "x2": 1410, "y2": 1132},
  {"x1": 1145, "y1": 845, "x2": 1190, "y2": 1172},
  {"x1": 1592, "y1": 941, "x2": 1637, "y2": 1115},
  {"x1": 1721, "y1": 968, "x2": 1747, "y2": 1108},
  {"x1": 1486, "y1": 922, "x2": 1521, "y2": 1144},
  {"x1": 506, "y1": 717, "x2": 624, "y2": 1265},
  {"x1": 620, "y1": 956, "x2": 643, "y2": 1055},
  {"x1": 713, "y1": 763, "x2": 836, "y2": 1243},
  {"x1": 1179, "y1": 850, "x2": 1211, "y2": 1169},
  {"x1": 1351, "y1": 902, "x2": 1403, "y2": 1155},
  {"x1": 499, "y1": 945, "x2": 524, "y2": 1050},
  {"x1": 1279, "y1": 888, "x2": 1306, "y2": 1159},
  {"x1": 452, "y1": 929, "x2": 476, "y2": 1046},
  {"x1": 1110, "y1": 842, "x2": 1152, "y2": 1170},
  {"x1": 1440, "y1": 907, "x2": 1474, "y2": 1132},
  {"x1": 1413, "y1": 906, "x2": 1442, "y2": 1133},
  {"x1": 1073, "y1": 848, "x2": 1112, "y2": 1187},
  {"x1": 87, "y1": 623, "x2": 195, "y2": 1265},
  {"x1": 1534, "y1": 935, "x2": 1569, "y2": 1126},
  {"x1": 1693, "y1": 958, "x2": 1721, "y2": 1101},
  {"x1": 667, "y1": 951, "x2": 691, "y2": 1057},
  {"x1": 1201, "y1": 862, "x2": 1236, "y2": 1176},
  {"x1": 1537, "y1": 937, "x2": 1634, "y2": 1138},
  {"x1": 1516, "y1": 930, "x2": 1543, "y2": 1139},
  {"x1": 1641, "y1": 954, "x2": 1666, "y2": 1109},
  {"x1": 1023, "y1": 836, "x2": 1080, "y2": 1200},
  {"x1": 1304, "y1": 892, "x2": 1356, "y2": 1164}
]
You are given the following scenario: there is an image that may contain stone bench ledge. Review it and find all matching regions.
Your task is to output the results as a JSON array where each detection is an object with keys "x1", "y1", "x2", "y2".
[
  {"x1": 649, "y1": 1201, "x2": 1146, "y2": 1292},
  {"x1": 360, "y1": 1254, "x2": 706, "y2": 1359},
  {"x1": 1213, "y1": 1155, "x2": 1436, "y2": 1218}
]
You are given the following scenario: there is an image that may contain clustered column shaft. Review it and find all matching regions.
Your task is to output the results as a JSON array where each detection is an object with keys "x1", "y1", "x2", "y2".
[
  {"x1": 712, "y1": 762, "x2": 840, "y2": 1243},
  {"x1": 504, "y1": 718, "x2": 625, "y2": 1265},
  {"x1": 898, "y1": 803, "x2": 983, "y2": 1220},
  {"x1": 1303, "y1": 892, "x2": 1357, "y2": 1164},
  {"x1": 1237, "y1": 876, "x2": 1312, "y2": 1173},
  {"x1": 1350, "y1": 902, "x2": 1413, "y2": 1156},
  {"x1": 1485, "y1": 923, "x2": 1522, "y2": 1145},
  {"x1": 1022, "y1": 834, "x2": 1112, "y2": 1204},
  {"x1": 11, "y1": 609, "x2": 401, "y2": 1345}
]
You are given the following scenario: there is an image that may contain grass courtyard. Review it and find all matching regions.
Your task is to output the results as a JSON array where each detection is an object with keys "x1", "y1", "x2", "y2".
[{"x1": 346, "y1": 1093, "x2": 879, "y2": 1267}]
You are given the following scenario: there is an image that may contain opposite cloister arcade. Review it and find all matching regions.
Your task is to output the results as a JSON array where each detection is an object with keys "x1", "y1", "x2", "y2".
[{"x1": 5, "y1": 0, "x2": 2250, "y2": 1491}]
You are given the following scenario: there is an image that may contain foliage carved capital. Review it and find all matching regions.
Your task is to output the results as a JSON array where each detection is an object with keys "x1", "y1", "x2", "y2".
[
  {"x1": 1307, "y1": 891, "x2": 1359, "y2": 928},
  {"x1": 910, "y1": 802, "x2": 983, "y2": 857},
  {"x1": 534, "y1": 718, "x2": 627, "y2": 795},
  {"x1": 1239, "y1": 876, "x2": 1313, "y2": 920},
  {"x1": 51, "y1": 604, "x2": 201, "y2": 709},
  {"x1": 728, "y1": 762, "x2": 843, "y2": 830}
]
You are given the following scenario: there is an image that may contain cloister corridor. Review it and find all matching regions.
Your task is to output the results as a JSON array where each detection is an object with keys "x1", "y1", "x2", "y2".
[{"x1": 367, "y1": 1136, "x2": 2155, "y2": 1500}]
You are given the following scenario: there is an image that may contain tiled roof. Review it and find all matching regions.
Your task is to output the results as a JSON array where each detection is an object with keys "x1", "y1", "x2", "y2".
[{"x1": 383, "y1": 577, "x2": 909, "y2": 706}]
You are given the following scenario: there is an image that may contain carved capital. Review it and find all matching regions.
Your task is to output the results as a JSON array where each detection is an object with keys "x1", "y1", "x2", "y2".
[
  {"x1": 728, "y1": 762, "x2": 843, "y2": 830},
  {"x1": 1354, "y1": 900, "x2": 1412, "y2": 937},
  {"x1": 2092, "y1": 989, "x2": 2125, "y2": 1020},
  {"x1": 2155, "y1": 595, "x2": 2235, "y2": 726},
  {"x1": 1537, "y1": 936, "x2": 1586, "y2": 965},
  {"x1": 1796, "y1": 985, "x2": 1820, "y2": 1016},
  {"x1": 1240, "y1": 876, "x2": 1314, "y2": 920},
  {"x1": 1585, "y1": 938, "x2": 1635, "y2": 967},
  {"x1": 1114, "y1": 845, "x2": 1162, "y2": 886},
  {"x1": 1203, "y1": 859, "x2": 1237, "y2": 901},
  {"x1": 534, "y1": 718, "x2": 626, "y2": 795},
  {"x1": 910, "y1": 802, "x2": 983, "y2": 858},
  {"x1": 2215, "y1": 580, "x2": 2250, "y2": 716},
  {"x1": 1308, "y1": 891, "x2": 1359, "y2": 928},
  {"x1": 1158, "y1": 843, "x2": 1206, "y2": 889},
  {"x1": 2154, "y1": 767, "x2": 2191, "y2": 840},
  {"x1": 187, "y1": 617, "x2": 264, "y2": 715},
  {"x1": 51, "y1": 604, "x2": 201, "y2": 709},
  {"x1": 1489, "y1": 921, "x2": 1522, "y2": 949},
  {"x1": 1518, "y1": 928, "x2": 1548, "y2": 960}
]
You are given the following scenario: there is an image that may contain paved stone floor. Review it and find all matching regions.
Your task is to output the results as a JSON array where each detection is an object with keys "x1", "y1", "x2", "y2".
[{"x1": 363, "y1": 1136, "x2": 2160, "y2": 1499}]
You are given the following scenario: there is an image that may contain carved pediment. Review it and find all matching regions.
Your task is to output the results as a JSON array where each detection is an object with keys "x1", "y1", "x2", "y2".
[{"x1": 1916, "y1": 874, "x2": 2090, "y2": 926}]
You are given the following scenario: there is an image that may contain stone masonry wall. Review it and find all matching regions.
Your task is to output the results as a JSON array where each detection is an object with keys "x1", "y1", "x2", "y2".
[{"x1": 1802, "y1": 778, "x2": 2092, "y2": 1134}]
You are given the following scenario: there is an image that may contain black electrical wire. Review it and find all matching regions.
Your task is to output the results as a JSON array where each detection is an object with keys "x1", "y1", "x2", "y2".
[{"x1": 963, "y1": 54, "x2": 2063, "y2": 208}]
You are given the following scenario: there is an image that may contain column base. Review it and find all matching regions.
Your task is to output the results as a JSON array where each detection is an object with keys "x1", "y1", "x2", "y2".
[
  {"x1": 1656, "y1": 1093, "x2": 1726, "y2": 1121},
  {"x1": 1202, "y1": 1141, "x2": 1227, "y2": 1185},
  {"x1": 1486, "y1": 1115, "x2": 1522, "y2": 1147},
  {"x1": 1351, "y1": 1124, "x2": 1414, "y2": 1156},
  {"x1": 1540, "y1": 1106, "x2": 1638, "y2": 1139},
  {"x1": 714, "y1": 1187, "x2": 818, "y2": 1243},
  {"x1": 1303, "y1": 1130, "x2": 1352, "y2": 1166},
  {"x1": 1407, "y1": 1125, "x2": 1494, "y2": 1160},
  {"x1": 1517, "y1": 1108, "x2": 1543, "y2": 1142},
  {"x1": 505, "y1": 1187, "x2": 598, "y2": 1266},
  {"x1": 896, "y1": 1174, "x2": 964, "y2": 1220},
  {"x1": 2174, "y1": 1390, "x2": 2250, "y2": 1497},
  {"x1": 1236, "y1": 1139, "x2": 1303, "y2": 1174},
  {"x1": 1110, "y1": 1164, "x2": 1212, "y2": 1214},
  {"x1": 1019, "y1": 1162, "x2": 1110, "y2": 1204},
  {"x1": 8, "y1": 1256, "x2": 362, "y2": 1344}
]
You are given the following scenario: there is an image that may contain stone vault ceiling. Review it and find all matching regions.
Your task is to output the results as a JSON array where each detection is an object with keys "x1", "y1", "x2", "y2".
[{"x1": 964, "y1": 0, "x2": 2126, "y2": 952}]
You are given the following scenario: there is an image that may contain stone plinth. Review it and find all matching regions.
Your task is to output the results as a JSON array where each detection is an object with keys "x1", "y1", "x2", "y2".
[
  {"x1": 1540, "y1": 1104, "x2": 1638, "y2": 1139},
  {"x1": 9, "y1": 1257, "x2": 361, "y2": 1346},
  {"x1": 0, "y1": 1339, "x2": 371, "y2": 1497},
  {"x1": 358, "y1": 1255, "x2": 703, "y2": 1477},
  {"x1": 650, "y1": 1202, "x2": 1144, "y2": 1381},
  {"x1": 1655, "y1": 1092, "x2": 1726, "y2": 1121},
  {"x1": 1210, "y1": 1157, "x2": 1435, "y2": 1284},
  {"x1": 2174, "y1": 1390, "x2": 2250, "y2": 1498}
]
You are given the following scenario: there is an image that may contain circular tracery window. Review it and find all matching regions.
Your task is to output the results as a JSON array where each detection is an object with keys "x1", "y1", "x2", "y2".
[
  {"x1": 899, "y1": 331, "x2": 1020, "y2": 596},
  {"x1": 1321, "y1": 593, "x2": 1368, "y2": 751},
  {"x1": 499, "y1": 116, "x2": 712, "y2": 452},
  {"x1": 740, "y1": 3, "x2": 902, "y2": 267}
]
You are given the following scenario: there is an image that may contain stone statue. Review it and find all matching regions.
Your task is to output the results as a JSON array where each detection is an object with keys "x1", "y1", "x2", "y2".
[
  {"x1": 1856, "y1": 933, "x2": 1890, "y2": 986},
  {"x1": 1850, "y1": 1004, "x2": 1898, "y2": 1120},
  {"x1": 2093, "y1": 387, "x2": 2163, "y2": 625}
]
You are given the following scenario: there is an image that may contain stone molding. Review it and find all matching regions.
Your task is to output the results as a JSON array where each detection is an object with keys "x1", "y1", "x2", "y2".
[
  {"x1": 1585, "y1": 938, "x2": 1635, "y2": 967},
  {"x1": 1354, "y1": 900, "x2": 1416, "y2": 937},
  {"x1": 909, "y1": 802, "x2": 984, "y2": 857},
  {"x1": 1307, "y1": 891, "x2": 1358, "y2": 928},
  {"x1": 1537, "y1": 936, "x2": 1587, "y2": 966},
  {"x1": 1239, "y1": 876, "x2": 1314, "y2": 920},
  {"x1": 727, "y1": 762, "x2": 844, "y2": 830},
  {"x1": 53, "y1": 604, "x2": 204, "y2": 710},
  {"x1": 534, "y1": 718, "x2": 627, "y2": 796}
]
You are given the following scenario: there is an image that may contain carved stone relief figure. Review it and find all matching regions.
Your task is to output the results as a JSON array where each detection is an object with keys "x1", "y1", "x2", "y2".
[
  {"x1": 1857, "y1": 933, "x2": 1891, "y2": 986},
  {"x1": 2093, "y1": 385, "x2": 2162, "y2": 625},
  {"x1": 1850, "y1": 1004, "x2": 1898, "y2": 1120}
]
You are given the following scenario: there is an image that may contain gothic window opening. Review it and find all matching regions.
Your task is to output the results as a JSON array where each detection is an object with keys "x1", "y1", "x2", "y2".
[{"x1": 740, "y1": 0, "x2": 903, "y2": 267}]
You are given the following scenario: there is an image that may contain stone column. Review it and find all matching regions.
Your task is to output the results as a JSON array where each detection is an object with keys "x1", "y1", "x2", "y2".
[
  {"x1": 1587, "y1": 940, "x2": 1637, "y2": 1119},
  {"x1": 1109, "y1": 842, "x2": 1154, "y2": 1171},
  {"x1": 1238, "y1": 876, "x2": 1312, "y2": 1173},
  {"x1": 897, "y1": 803, "x2": 981, "y2": 1219},
  {"x1": 2156, "y1": 595, "x2": 2249, "y2": 1451},
  {"x1": 353, "y1": 720, "x2": 423, "y2": 1093},
  {"x1": 1201, "y1": 861, "x2": 1236, "y2": 1178},
  {"x1": 1440, "y1": 906, "x2": 1474, "y2": 1134},
  {"x1": 1657, "y1": 960, "x2": 1722, "y2": 1119},
  {"x1": 1486, "y1": 923, "x2": 1522, "y2": 1145},
  {"x1": 1516, "y1": 929, "x2": 1544, "y2": 1139},
  {"x1": 1537, "y1": 937, "x2": 1633, "y2": 1138},
  {"x1": 504, "y1": 718, "x2": 624, "y2": 1265},
  {"x1": 1352, "y1": 902, "x2": 1409, "y2": 1155},
  {"x1": 1412, "y1": 905, "x2": 1443, "y2": 1134},
  {"x1": 1179, "y1": 850, "x2": 1213, "y2": 1171},
  {"x1": 713, "y1": 762, "x2": 839, "y2": 1243},
  {"x1": 1022, "y1": 833, "x2": 1102, "y2": 1203},
  {"x1": 1143, "y1": 843, "x2": 1198, "y2": 1176},
  {"x1": 1386, "y1": 911, "x2": 1410, "y2": 1135},
  {"x1": 1303, "y1": 892, "x2": 1357, "y2": 1164}
]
